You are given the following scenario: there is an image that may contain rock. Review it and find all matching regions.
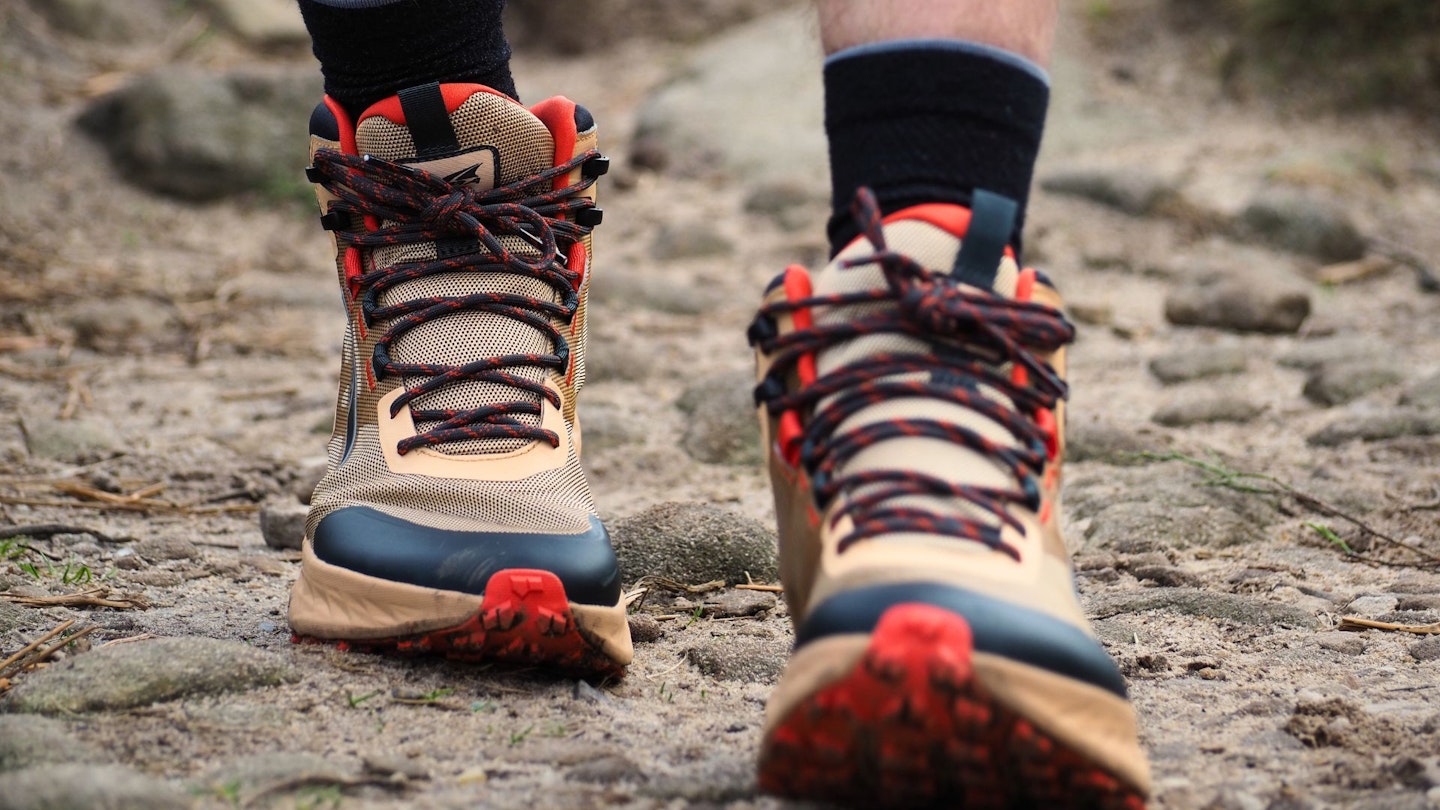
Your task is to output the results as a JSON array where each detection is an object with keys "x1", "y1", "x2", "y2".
[
  {"x1": 1277, "y1": 335, "x2": 1389, "y2": 371},
  {"x1": 1066, "y1": 421, "x2": 1172, "y2": 465},
  {"x1": 702, "y1": 588, "x2": 777, "y2": 618},
  {"x1": 1302, "y1": 360, "x2": 1404, "y2": 406},
  {"x1": 0, "y1": 764, "x2": 189, "y2": 810},
  {"x1": 1152, "y1": 396, "x2": 1264, "y2": 427},
  {"x1": 1, "y1": 637, "x2": 298, "y2": 714},
  {"x1": 18, "y1": 414, "x2": 123, "y2": 464},
  {"x1": 78, "y1": 67, "x2": 321, "y2": 200},
  {"x1": 0, "y1": 601, "x2": 27, "y2": 636},
  {"x1": 201, "y1": 753, "x2": 355, "y2": 805},
  {"x1": 1308, "y1": 409, "x2": 1440, "y2": 446},
  {"x1": 1400, "y1": 372, "x2": 1440, "y2": 409},
  {"x1": 676, "y1": 371, "x2": 761, "y2": 465},
  {"x1": 290, "y1": 457, "x2": 328, "y2": 505},
  {"x1": 1039, "y1": 167, "x2": 1180, "y2": 216},
  {"x1": 627, "y1": 614, "x2": 663, "y2": 644},
  {"x1": 1314, "y1": 633, "x2": 1367, "y2": 656},
  {"x1": 1345, "y1": 595, "x2": 1399, "y2": 615},
  {"x1": 651, "y1": 221, "x2": 734, "y2": 261},
  {"x1": 363, "y1": 753, "x2": 430, "y2": 782},
  {"x1": 507, "y1": 0, "x2": 787, "y2": 53},
  {"x1": 1130, "y1": 565, "x2": 1200, "y2": 588},
  {"x1": 1148, "y1": 345, "x2": 1248, "y2": 384},
  {"x1": 132, "y1": 536, "x2": 198, "y2": 562},
  {"x1": 1409, "y1": 637, "x2": 1440, "y2": 662},
  {"x1": 571, "y1": 680, "x2": 611, "y2": 706},
  {"x1": 566, "y1": 753, "x2": 647, "y2": 784},
  {"x1": 1086, "y1": 588, "x2": 1321, "y2": 629},
  {"x1": 196, "y1": 0, "x2": 308, "y2": 48},
  {"x1": 632, "y1": 10, "x2": 824, "y2": 182},
  {"x1": 0, "y1": 716, "x2": 106, "y2": 772},
  {"x1": 1238, "y1": 190, "x2": 1367, "y2": 262},
  {"x1": 1165, "y1": 275, "x2": 1311, "y2": 334},
  {"x1": 685, "y1": 634, "x2": 786, "y2": 682},
  {"x1": 258, "y1": 499, "x2": 308, "y2": 550},
  {"x1": 611, "y1": 502, "x2": 778, "y2": 585}
]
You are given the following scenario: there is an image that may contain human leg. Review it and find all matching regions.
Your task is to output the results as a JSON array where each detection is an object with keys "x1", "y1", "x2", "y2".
[
  {"x1": 287, "y1": 0, "x2": 631, "y2": 673},
  {"x1": 751, "y1": 2, "x2": 1149, "y2": 805}
]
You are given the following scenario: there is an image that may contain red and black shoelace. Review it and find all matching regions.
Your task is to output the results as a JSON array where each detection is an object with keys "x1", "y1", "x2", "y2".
[
  {"x1": 750, "y1": 188, "x2": 1075, "y2": 559},
  {"x1": 309, "y1": 148, "x2": 603, "y2": 453}
]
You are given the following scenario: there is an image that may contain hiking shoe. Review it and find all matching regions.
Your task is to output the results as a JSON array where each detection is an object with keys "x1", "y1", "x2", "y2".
[
  {"x1": 287, "y1": 82, "x2": 631, "y2": 674},
  {"x1": 749, "y1": 188, "x2": 1149, "y2": 806}
]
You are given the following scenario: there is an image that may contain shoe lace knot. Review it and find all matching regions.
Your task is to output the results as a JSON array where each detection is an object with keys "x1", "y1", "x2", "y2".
[
  {"x1": 751, "y1": 188, "x2": 1075, "y2": 559},
  {"x1": 310, "y1": 148, "x2": 603, "y2": 454}
]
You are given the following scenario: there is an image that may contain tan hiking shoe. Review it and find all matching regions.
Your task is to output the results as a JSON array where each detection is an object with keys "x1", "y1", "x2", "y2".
[
  {"x1": 287, "y1": 82, "x2": 631, "y2": 674},
  {"x1": 749, "y1": 188, "x2": 1149, "y2": 806}
]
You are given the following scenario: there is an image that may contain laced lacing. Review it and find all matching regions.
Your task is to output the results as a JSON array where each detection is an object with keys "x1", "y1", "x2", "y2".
[
  {"x1": 750, "y1": 188, "x2": 1075, "y2": 559},
  {"x1": 309, "y1": 148, "x2": 602, "y2": 454}
]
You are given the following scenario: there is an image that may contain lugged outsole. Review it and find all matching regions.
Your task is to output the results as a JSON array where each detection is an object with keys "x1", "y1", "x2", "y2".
[
  {"x1": 291, "y1": 568, "x2": 625, "y2": 677},
  {"x1": 758, "y1": 604, "x2": 1146, "y2": 809}
]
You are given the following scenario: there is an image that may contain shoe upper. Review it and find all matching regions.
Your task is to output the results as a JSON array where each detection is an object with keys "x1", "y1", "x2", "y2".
[{"x1": 302, "y1": 83, "x2": 617, "y2": 602}]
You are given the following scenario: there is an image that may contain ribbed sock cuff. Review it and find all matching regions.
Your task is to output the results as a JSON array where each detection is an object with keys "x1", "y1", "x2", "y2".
[
  {"x1": 297, "y1": 0, "x2": 516, "y2": 117},
  {"x1": 823, "y1": 40, "x2": 1050, "y2": 257}
]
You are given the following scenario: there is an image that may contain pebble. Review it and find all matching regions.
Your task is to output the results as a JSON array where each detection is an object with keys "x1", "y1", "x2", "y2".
[
  {"x1": 1345, "y1": 595, "x2": 1399, "y2": 615},
  {"x1": 0, "y1": 764, "x2": 189, "y2": 810},
  {"x1": 1152, "y1": 396, "x2": 1264, "y2": 427},
  {"x1": 1277, "y1": 335, "x2": 1388, "y2": 371},
  {"x1": 1165, "y1": 275, "x2": 1311, "y2": 334},
  {"x1": 1039, "y1": 166, "x2": 1181, "y2": 216},
  {"x1": 1314, "y1": 632, "x2": 1367, "y2": 656},
  {"x1": 627, "y1": 613, "x2": 664, "y2": 643},
  {"x1": 1308, "y1": 409, "x2": 1440, "y2": 446},
  {"x1": 259, "y1": 499, "x2": 309, "y2": 550},
  {"x1": 1065, "y1": 421, "x2": 1172, "y2": 465},
  {"x1": 1130, "y1": 565, "x2": 1200, "y2": 588},
  {"x1": 676, "y1": 370, "x2": 761, "y2": 465},
  {"x1": 1, "y1": 636, "x2": 298, "y2": 715},
  {"x1": 1302, "y1": 360, "x2": 1405, "y2": 406},
  {"x1": 1238, "y1": 189, "x2": 1367, "y2": 262},
  {"x1": 685, "y1": 634, "x2": 786, "y2": 683},
  {"x1": 19, "y1": 415, "x2": 124, "y2": 464},
  {"x1": 612, "y1": 501, "x2": 777, "y2": 586},
  {"x1": 0, "y1": 716, "x2": 106, "y2": 772},
  {"x1": 1148, "y1": 345, "x2": 1248, "y2": 384},
  {"x1": 363, "y1": 753, "x2": 430, "y2": 781},
  {"x1": 290, "y1": 457, "x2": 328, "y2": 505},
  {"x1": 571, "y1": 680, "x2": 612, "y2": 706},
  {"x1": 1085, "y1": 588, "x2": 1321, "y2": 629},
  {"x1": 1409, "y1": 637, "x2": 1440, "y2": 662},
  {"x1": 1399, "y1": 371, "x2": 1440, "y2": 409},
  {"x1": 133, "y1": 535, "x2": 199, "y2": 562},
  {"x1": 702, "y1": 588, "x2": 777, "y2": 618}
]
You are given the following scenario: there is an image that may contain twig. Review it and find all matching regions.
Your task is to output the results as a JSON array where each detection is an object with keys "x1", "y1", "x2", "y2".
[
  {"x1": 734, "y1": 583, "x2": 783, "y2": 593},
  {"x1": 1337, "y1": 617, "x2": 1440, "y2": 635},
  {"x1": 0, "y1": 619, "x2": 76, "y2": 676},
  {"x1": 0, "y1": 586, "x2": 150, "y2": 610},
  {"x1": 0, "y1": 524, "x2": 131, "y2": 544},
  {"x1": 632, "y1": 576, "x2": 726, "y2": 595},
  {"x1": 28, "y1": 625, "x2": 98, "y2": 663},
  {"x1": 99, "y1": 633, "x2": 156, "y2": 647}
]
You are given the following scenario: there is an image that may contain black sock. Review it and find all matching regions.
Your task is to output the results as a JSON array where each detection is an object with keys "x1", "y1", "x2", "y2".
[
  {"x1": 823, "y1": 41, "x2": 1050, "y2": 257},
  {"x1": 297, "y1": 0, "x2": 517, "y2": 118}
]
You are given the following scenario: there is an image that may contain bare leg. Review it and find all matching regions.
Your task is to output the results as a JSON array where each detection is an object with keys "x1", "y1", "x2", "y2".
[{"x1": 816, "y1": 0, "x2": 1058, "y2": 64}]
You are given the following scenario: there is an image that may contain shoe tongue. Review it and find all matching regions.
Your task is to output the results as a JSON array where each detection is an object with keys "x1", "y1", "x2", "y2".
[
  {"x1": 355, "y1": 85, "x2": 554, "y2": 191},
  {"x1": 356, "y1": 85, "x2": 563, "y2": 456}
]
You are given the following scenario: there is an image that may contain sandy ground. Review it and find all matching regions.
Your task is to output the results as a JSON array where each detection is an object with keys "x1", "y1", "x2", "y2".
[{"x1": 1, "y1": 2, "x2": 1439, "y2": 808}]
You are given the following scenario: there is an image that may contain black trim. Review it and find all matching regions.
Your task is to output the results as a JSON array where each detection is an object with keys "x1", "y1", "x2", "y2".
[
  {"x1": 309, "y1": 101, "x2": 339, "y2": 141},
  {"x1": 313, "y1": 506, "x2": 622, "y2": 606},
  {"x1": 952, "y1": 189, "x2": 1017, "y2": 291},
  {"x1": 795, "y1": 581, "x2": 1128, "y2": 698},
  {"x1": 573, "y1": 104, "x2": 596, "y2": 133},
  {"x1": 398, "y1": 82, "x2": 460, "y2": 159}
]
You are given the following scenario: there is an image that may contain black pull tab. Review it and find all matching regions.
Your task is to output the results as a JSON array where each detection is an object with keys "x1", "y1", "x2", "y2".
[
  {"x1": 951, "y1": 189, "x2": 1018, "y2": 291},
  {"x1": 398, "y1": 82, "x2": 460, "y2": 159}
]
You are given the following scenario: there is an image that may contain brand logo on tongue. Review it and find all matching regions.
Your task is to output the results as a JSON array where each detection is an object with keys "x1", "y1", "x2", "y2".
[{"x1": 443, "y1": 164, "x2": 484, "y2": 186}]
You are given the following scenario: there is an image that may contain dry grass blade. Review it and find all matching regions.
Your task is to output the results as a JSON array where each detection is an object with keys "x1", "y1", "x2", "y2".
[
  {"x1": 0, "y1": 619, "x2": 76, "y2": 676},
  {"x1": 0, "y1": 524, "x2": 131, "y2": 544},
  {"x1": 0, "y1": 586, "x2": 150, "y2": 610},
  {"x1": 1337, "y1": 617, "x2": 1440, "y2": 635},
  {"x1": 735, "y1": 583, "x2": 783, "y2": 593},
  {"x1": 632, "y1": 576, "x2": 726, "y2": 594}
]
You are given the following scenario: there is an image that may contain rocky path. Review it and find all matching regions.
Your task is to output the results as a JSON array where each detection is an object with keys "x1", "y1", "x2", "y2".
[{"x1": 1, "y1": 2, "x2": 1439, "y2": 808}]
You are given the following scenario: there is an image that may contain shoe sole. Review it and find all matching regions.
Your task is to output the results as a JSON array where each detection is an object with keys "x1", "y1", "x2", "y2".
[
  {"x1": 290, "y1": 545, "x2": 631, "y2": 675},
  {"x1": 758, "y1": 604, "x2": 1146, "y2": 808}
]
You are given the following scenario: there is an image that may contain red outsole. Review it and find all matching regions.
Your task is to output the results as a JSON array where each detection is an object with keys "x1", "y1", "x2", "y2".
[
  {"x1": 758, "y1": 604, "x2": 1145, "y2": 809},
  {"x1": 292, "y1": 569, "x2": 624, "y2": 677}
]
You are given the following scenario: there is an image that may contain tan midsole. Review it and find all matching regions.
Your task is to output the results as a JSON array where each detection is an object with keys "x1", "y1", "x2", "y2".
[
  {"x1": 288, "y1": 541, "x2": 634, "y2": 666},
  {"x1": 763, "y1": 633, "x2": 1151, "y2": 796}
]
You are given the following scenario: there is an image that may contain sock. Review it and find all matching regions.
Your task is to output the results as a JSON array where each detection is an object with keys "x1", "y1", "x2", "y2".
[
  {"x1": 297, "y1": 0, "x2": 517, "y2": 117},
  {"x1": 823, "y1": 40, "x2": 1050, "y2": 258}
]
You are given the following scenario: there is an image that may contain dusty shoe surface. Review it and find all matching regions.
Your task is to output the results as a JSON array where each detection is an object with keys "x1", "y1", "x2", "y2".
[
  {"x1": 288, "y1": 82, "x2": 630, "y2": 674},
  {"x1": 750, "y1": 188, "x2": 1149, "y2": 806}
]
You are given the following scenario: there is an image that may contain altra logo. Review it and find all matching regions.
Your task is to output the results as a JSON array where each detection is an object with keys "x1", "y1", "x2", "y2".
[{"x1": 443, "y1": 163, "x2": 484, "y2": 186}]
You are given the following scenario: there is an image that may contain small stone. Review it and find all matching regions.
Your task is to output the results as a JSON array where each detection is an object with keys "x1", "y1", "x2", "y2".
[
  {"x1": 611, "y1": 502, "x2": 778, "y2": 586},
  {"x1": 566, "y1": 753, "x2": 647, "y2": 784},
  {"x1": 1345, "y1": 595, "x2": 1400, "y2": 615},
  {"x1": 626, "y1": 614, "x2": 663, "y2": 644},
  {"x1": 1165, "y1": 276, "x2": 1311, "y2": 334},
  {"x1": 1238, "y1": 189, "x2": 1367, "y2": 262},
  {"x1": 0, "y1": 764, "x2": 189, "y2": 810},
  {"x1": 676, "y1": 370, "x2": 761, "y2": 466},
  {"x1": 1040, "y1": 167, "x2": 1181, "y2": 216},
  {"x1": 1153, "y1": 396, "x2": 1264, "y2": 427},
  {"x1": 1, "y1": 637, "x2": 298, "y2": 714},
  {"x1": 1131, "y1": 565, "x2": 1200, "y2": 588},
  {"x1": 1148, "y1": 345, "x2": 1248, "y2": 384},
  {"x1": 571, "y1": 680, "x2": 611, "y2": 705},
  {"x1": 1277, "y1": 335, "x2": 1388, "y2": 371},
  {"x1": 1066, "y1": 421, "x2": 1172, "y2": 465},
  {"x1": 363, "y1": 753, "x2": 430, "y2": 781},
  {"x1": 0, "y1": 716, "x2": 107, "y2": 772},
  {"x1": 133, "y1": 536, "x2": 199, "y2": 562},
  {"x1": 685, "y1": 634, "x2": 785, "y2": 683},
  {"x1": 1314, "y1": 632, "x2": 1367, "y2": 656},
  {"x1": 1302, "y1": 360, "x2": 1405, "y2": 406},
  {"x1": 1409, "y1": 637, "x2": 1440, "y2": 662},
  {"x1": 1400, "y1": 372, "x2": 1440, "y2": 409},
  {"x1": 19, "y1": 415, "x2": 124, "y2": 464},
  {"x1": 702, "y1": 588, "x2": 777, "y2": 618},
  {"x1": 1086, "y1": 588, "x2": 1321, "y2": 629},
  {"x1": 291, "y1": 457, "x2": 328, "y2": 505},
  {"x1": 1308, "y1": 409, "x2": 1440, "y2": 446},
  {"x1": 110, "y1": 548, "x2": 145, "y2": 570},
  {"x1": 259, "y1": 499, "x2": 309, "y2": 550}
]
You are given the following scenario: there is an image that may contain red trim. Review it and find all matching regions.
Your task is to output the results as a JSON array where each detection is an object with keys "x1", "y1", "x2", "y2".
[
  {"x1": 1011, "y1": 268, "x2": 1038, "y2": 387},
  {"x1": 1036, "y1": 407, "x2": 1059, "y2": 462},
  {"x1": 567, "y1": 241, "x2": 587, "y2": 293},
  {"x1": 343, "y1": 247, "x2": 364, "y2": 302},
  {"x1": 882, "y1": 203, "x2": 972, "y2": 239},
  {"x1": 364, "y1": 362, "x2": 376, "y2": 391},
  {"x1": 529, "y1": 97, "x2": 580, "y2": 194},
  {"x1": 324, "y1": 96, "x2": 358, "y2": 155},
  {"x1": 778, "y1": 411, "x2": 804, "y2": 468},
  {"x1": 358, "y1": 84, "x2": 513, "y2": 126},
  {"x1": 783, "y1": 266, "x2": 817, "y2": 386}
]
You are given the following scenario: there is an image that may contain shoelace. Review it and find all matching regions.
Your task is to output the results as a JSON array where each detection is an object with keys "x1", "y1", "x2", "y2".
[
  {"x1": 309, "y1": 148, "x2": 601, "y2": 453},
  {"x1": 750, "y1": 188, "x2": 1075, "y2": 559}
]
